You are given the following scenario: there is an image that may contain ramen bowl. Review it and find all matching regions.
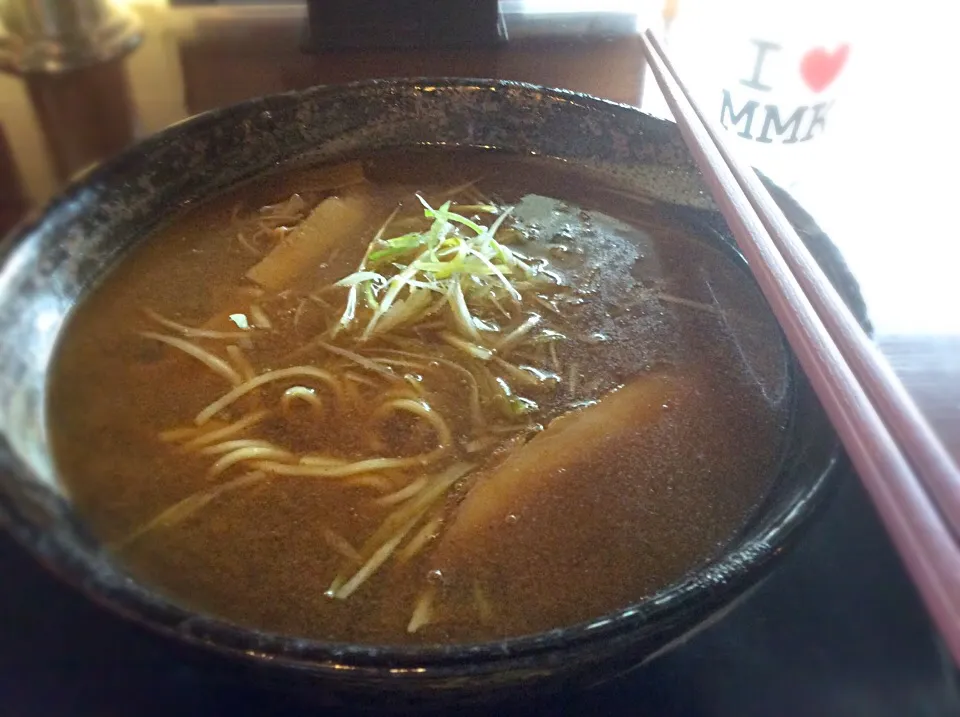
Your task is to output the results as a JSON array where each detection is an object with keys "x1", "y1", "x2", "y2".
[{"x1": 0, "y1": 79, "x2": 866, "y2": 706}]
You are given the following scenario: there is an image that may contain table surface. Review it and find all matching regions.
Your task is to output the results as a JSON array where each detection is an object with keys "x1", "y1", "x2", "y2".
[{"x1": 0, "y1": 4, "x2": 958, "y2": 715}]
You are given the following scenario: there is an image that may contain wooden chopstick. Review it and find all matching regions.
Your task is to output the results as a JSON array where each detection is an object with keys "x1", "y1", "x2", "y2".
[
  {"x1": 640, "y1": 30, "x2": 960, "y2": 663},
  {"x1": 643, "y1": 32, "x2": 960, "y2": 536}
]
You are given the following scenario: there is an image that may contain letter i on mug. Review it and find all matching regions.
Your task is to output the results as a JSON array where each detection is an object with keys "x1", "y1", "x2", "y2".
[{"x1": 659, "y1": 0, "x2": 855, "y2": 186}]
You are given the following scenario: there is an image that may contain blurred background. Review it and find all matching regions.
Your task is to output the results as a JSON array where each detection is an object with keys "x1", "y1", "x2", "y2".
[{"x1": 3, "y1": 0, "x2": 957, "y2": 336}]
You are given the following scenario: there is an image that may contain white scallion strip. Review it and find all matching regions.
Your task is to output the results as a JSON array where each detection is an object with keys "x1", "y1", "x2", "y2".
[
  {"x1": 654, "y1": 292, "x2": 724, "y2": 316},
  {"x1": 396, "y1": 513, "x2": 443, "y2": 564},
  {"x1": 336, "y1": 271, "x2": 387, "y2": 288},
  {"x1": 338, "y1": 283, "x2": 359, "y2": 333},
  {"x1": 463, "y1": 436, "x2": 497, "y2": 454},
  {"x1": 462, "y1": 243, "x2": 520, "y2": 301},
  {"x1": 492, "y1": 356, "x2": 558, "y2": 389},
  {"x1": 372, "y1": 287, "x2": 434, "y2": 336},
  {"x1": 548, "y1": 341, "x2": 560, "y2": 372},
  {"x1": 311, "y1": 338, "x2": 399, "y2": 381},
  {"x1": 567, "y1": 363, "x2": 580, "y2": 396},
  {"x1": 489, "y1": 423, "x2": 541, "y2": 435},
  {"x1": 328, "y1": 462, "x2": 473, "y2": 598},
  {"x1": 236, "y1": 231, "x2": 262, "y2": 257},
  {"x1": 113, "y1": 470, "x2": 267, "y2": 550},
  {"x1": 440, "y1": 331, "x2": 494, "y2": 361},
  {"x1": 473, "y1": 580, "x2": 494, "y2": 625},
  {"x1": 361, "y1": 256, "x2": 427, "y2": 340},
  {"x1": 323, "y1": 528, "x2": 362, "y2": 564},
  {"x1": 497, "y1": 313, "x2": 541, "y2": 353},
  {"x1": 334, "y1": 207, "x2": 400, "y2": 335},
  {"x1": 372, "y1": 464, "x2": 470, "y2": 542},
  {"x1": 448, "y1": 279, "x2": 483, "y2": 342},
  {"x1": 407, "y1": 584, "x2": 437, "y2": 634},
  {"x1": 335, "y1": 513, "x2": 422, "y2": 600}
]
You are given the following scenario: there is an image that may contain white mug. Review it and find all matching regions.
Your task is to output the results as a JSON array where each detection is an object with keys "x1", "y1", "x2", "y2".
[{"x1": 647, "y1": 0, "x2": 857, "y2": 189}]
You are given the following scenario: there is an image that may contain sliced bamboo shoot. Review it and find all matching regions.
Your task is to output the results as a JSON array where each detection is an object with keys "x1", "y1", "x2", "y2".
[
  {"x1": 245, "y1": 193, "x2": 374, "y2": 291},
  {"x1": 433, "y1": 372, "x2": 682, "y2": 551}
]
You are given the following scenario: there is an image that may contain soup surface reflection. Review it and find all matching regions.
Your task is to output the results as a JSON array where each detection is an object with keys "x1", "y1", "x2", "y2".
[{"x1": 49, "y1": 151, "x2": 790, "y2": 644}]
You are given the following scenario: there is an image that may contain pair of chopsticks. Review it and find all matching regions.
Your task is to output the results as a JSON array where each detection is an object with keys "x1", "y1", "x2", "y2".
[{"x1": 640, "y1": 31, "x2": 960, "y2": 663}]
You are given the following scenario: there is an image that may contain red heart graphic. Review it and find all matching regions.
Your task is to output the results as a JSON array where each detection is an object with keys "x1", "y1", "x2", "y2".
[{"x1": 800, "y1": 44, "x2": 849, "y2": 93}]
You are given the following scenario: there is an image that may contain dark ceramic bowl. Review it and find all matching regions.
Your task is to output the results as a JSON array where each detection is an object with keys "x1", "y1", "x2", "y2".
[{"x1": 0, "y1": 79, "x2": 866, "y2": 707}]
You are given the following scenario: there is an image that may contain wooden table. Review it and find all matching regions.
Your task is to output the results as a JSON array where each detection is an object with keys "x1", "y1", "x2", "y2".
[{"x1": 0, "y1": 5, "x2": 957, "y2": 716}]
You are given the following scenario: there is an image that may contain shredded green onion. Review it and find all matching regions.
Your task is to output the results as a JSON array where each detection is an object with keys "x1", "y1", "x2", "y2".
[{"x1": 335, "y1": 198, "x2": 544, "y2": 342}]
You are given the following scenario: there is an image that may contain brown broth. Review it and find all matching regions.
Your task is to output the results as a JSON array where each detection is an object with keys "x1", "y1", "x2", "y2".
[{"x1": 48, "y1": 151, "x2": 790, "y2": 644}]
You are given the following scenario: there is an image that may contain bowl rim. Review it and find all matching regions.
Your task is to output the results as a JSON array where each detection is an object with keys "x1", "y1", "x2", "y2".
[{"x1": 0, "y1": 76, "x2": 855, "y2": 676}]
